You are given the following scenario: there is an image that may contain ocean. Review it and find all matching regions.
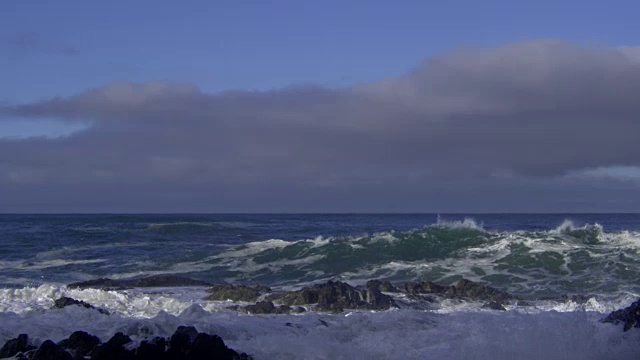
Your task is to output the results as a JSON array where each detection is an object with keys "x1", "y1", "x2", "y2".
[{"x1": 1, "y1": 213, "x2": 639, "y2": 359}]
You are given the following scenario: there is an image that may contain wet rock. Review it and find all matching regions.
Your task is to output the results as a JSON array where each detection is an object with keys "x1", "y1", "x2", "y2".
[
  {"x1": 68, "y1": 275, "x2": 211, "y2": 290},
  {"x1": 90, "y1": 332, "x2": 134, "y2": 360},
  {"x1": 3, "y1": 327, "x2": 253, "y2": 360},
  {"x1": 243, "y1": 300, "x2": 292, "y2": 314},
  {"x1": 53, "y1": 297, "x2": 109, "y2": 315},
  {"x1": 135, "y1": 337, "x2": 167, "y2": 360},
  {"x1": 205, "y1": 284, "x2": 271, "y2": 302},
  {"x1": 32, "y1": 340, "x2": 73, "y2": 360},
  {"x1": 57, "y1": 331, "x2": 100, "y2": 358},
  {"x1": 187, "y1": 333, "x2": 234, "y2": 360},
  {"x1": 400, "y1": 281, "x2": 448, "y2": 297},
  {"x1": 445, "y1": 279, "x2": 514, "y2": 303},
  {"x1": 366, "y1": 279, "x2": 398, "y2": 293},
  {"x1": 0, "y1": 334, "x2": 36, "y2": 358},
  {"x1": 602, "y1": 299, "x2": 640, "y2": 331},
  {"x1": 269, "y1": 280, "x2": 397, "y2": 313},
  {"x1": 167, "y1": 326, "x2": 198, "y2": 359},
  {"x1": 482, "y1": 301, "x2": 507, "y2": 311}
]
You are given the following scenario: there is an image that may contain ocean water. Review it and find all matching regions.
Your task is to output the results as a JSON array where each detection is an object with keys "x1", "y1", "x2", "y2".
[{"x1": 1, "y1": 213, "x2": 639, "y2": 359}]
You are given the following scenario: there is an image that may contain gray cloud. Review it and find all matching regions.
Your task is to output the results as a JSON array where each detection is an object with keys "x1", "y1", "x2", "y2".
[{"x1": 2, "y1": 40, "x2": 640, "y2": 212}]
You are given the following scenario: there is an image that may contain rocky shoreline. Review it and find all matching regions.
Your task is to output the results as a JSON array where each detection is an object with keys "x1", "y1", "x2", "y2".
[
  {"x1": 4, "y1": 276, "x2": 637, "y2": 359},
  {"x1": 0, "y1": 326, "x2": 252, "y2": 360}
]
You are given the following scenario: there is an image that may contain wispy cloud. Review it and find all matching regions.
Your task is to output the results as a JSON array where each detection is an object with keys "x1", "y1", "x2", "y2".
[{"x1": 2, "y1": 31, "x2": 79, "y2": 56}]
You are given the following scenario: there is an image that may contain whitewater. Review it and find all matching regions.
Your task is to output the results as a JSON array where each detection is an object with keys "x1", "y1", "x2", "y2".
[{"x1": 1, "y1": 214, "x2": 639, "y2": 359}]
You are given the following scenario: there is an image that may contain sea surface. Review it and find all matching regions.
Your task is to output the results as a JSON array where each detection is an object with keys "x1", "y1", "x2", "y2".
[{"x1": 1, "y1": 213, "x2": 639, "y2": 359}]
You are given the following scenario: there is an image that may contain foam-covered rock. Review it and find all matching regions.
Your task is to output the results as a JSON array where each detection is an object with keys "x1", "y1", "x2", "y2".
[{"x1": 269, "y1": 280, "x2": 397, "y2": 313}]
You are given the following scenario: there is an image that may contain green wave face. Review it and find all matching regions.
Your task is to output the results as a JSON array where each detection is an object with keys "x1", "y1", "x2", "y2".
[{"x1": 208, "y1": 221, "x2": 640, "y2": 300}]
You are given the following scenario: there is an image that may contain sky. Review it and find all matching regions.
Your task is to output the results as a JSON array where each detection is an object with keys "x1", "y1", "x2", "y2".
[{"x1": 1, "y1": 1, "x2": 640, "y2": 213}]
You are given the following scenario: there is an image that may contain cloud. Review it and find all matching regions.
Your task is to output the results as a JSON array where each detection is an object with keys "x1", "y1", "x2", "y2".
[
  {"x1": 2, "y1": 32, "x2": 79, "y2": 56},
  {"x1": 2, "y1": 40, "x2": 640, "y2": 212}
]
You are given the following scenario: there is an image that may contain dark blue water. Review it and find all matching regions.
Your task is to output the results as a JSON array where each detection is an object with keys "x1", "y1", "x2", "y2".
[{"x1": 1, "y1": 213, "x2": 640, "y2": 300}]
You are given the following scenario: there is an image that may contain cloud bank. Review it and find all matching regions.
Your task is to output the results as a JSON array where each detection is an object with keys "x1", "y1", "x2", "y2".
[{"x1": 2, "y1": 40, "x2": 640, "y2": 212}]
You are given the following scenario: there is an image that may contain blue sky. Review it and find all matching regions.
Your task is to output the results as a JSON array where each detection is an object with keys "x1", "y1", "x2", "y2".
[
  {"x1": 3, "y1": 0, "x2": 638, "y2": 102},
  {"x1": 2, "y1": 1, "x2": 640, "y2": 212}
]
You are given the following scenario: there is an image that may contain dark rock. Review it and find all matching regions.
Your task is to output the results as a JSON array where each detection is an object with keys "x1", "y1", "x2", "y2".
[
  {"x1": 269, "y1": 280, "x2": 397, "y2": 313},
  {"x1": 482, "y1": 301, "x2": 507, "y2": 311},
  {"x1": 366, "y1": 280, "x2": 398, "y2": 293},
  {"x1": 400, "y1": 281, "x2": 448, "y2": 297},
  {"x1": 445, "y1": 279, "x2": 514, "y2": 303},
  {"x1": 187, "y1": 333, "x2": 238, "y2": 360},
  {"x1": 602, "y1": 299, "x2": 640, "y2": 331},
  {"x1": 135, "y1": 337, "x2": 167, "y2": 360},
  {"x1": 53, "y1": 297, "x2": 109, "y2": 315},
  {"x1": 241, "y1": 300, "x2": 292, "y2": 314},
  {"x1": 167, "y1": 326, "x2": 198, "y2": 359},
  {"x1": 57, "y1": 331, "x2": 100, "y2": 357},
  {"x1": 0, "y1": 334, "x2": 36, "y2": 358},
  {"x1": 90, "y1": 332, "x2": 134, "y2": 360},
  {"x1": 205, "y1": 284, "x2": 271, "y2": 302},
  {"x1": 68, "y1": 275, "x2": 211, "y2": 290},
  {"x1": 32, "y1": 340, "x2": 73, "y2": 360}
]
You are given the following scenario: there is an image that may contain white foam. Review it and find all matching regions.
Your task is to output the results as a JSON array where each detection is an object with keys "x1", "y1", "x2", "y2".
[
  {"x1": 0, "y1": 303, "x2": 638, "y2": 360},
  {"x1": 434, "y1": 217, "x2": 484, "y2": 231}
]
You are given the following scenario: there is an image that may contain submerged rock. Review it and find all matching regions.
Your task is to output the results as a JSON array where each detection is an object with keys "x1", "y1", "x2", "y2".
[
  {"x1": 205, "y1": 284, "x2": 271, "y2": 302},
  {"x1": 0, "y1": 334, "x2": 36, "y2": 358},
  {"x1": 269, "y1": 280, "x2": 397, "y2": 313},
  {"x1": 68, "y1": 275, "x2": 211, "y2": 290},
  {"x1": 602, "y1": 299, "x2": 640, "y2": 331},
  {"x1": 53, "y1": 297, "x2": 109, "y2": 315}
]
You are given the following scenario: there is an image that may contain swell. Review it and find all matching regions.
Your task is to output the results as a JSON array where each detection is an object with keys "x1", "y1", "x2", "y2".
[{"x1": 208, "y1": 219, "x2": 640, "y2": 299}]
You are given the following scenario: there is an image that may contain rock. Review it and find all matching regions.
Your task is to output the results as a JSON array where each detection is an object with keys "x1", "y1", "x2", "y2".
[
  {"x1": 366, "y1": 279, "x2": 398, "y2": 293},
  {"x1": 68, "y1": 275, "x2": 211, "y2": 290},
  {"x1": 400, "y1": 281, "x2": 448, "y2": 296},
  {"x1": 0, "y1": 334, "x2": 36, "y2": 358},
  {"x1": 240, "y1": 300, "x2": 293, "y2": 314},
  {"x1": 135, "y1": 337, "x2": 167, "y2": 360},
  {"x1": 2, "y1": 327, "x2": 254, "y2": 360},
  {"x1": 269, "y1": 280, "x2": 397, "y2": 313},
  {"x1": 482, "y1": 301, "x2": 507, "y2": 311},
  {"x1": 32, "y1": 340, "x2": 73, "y2": 360},
  {"x1": 167, "y1": 326, "x2": 198, "y2": 359},
  {"x1": 602, "y1": 299, "x2": 640, "y2": 331},
  {"x1": 445, "y1": 279, "x2": 514, "y2": 303},
  {"x1": 187, "y1": 333, "x2": 237, "y2": 360},
  {"x1": 53, "y1": 297, "x2": 109, "y2": 315},
  {"x1": 57, "y1": 331, "x2": 100, "y2": 358},
  {"x1": 205, "y1": 284, "x2": 271, "y2": 302},
  {"x1": 90, "y1": 332, "x2": 134, "y2": 360}
]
